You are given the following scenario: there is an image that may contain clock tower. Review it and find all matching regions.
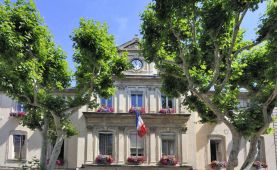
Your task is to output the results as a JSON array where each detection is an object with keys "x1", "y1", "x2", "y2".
[{"x1": 117, "y1": 35, "x2": 157, "y2": 76}]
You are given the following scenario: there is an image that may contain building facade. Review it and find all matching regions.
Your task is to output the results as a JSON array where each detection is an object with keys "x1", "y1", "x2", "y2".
[{"x1": 0, "y1": 37, "x2": 276, "y2": 170}]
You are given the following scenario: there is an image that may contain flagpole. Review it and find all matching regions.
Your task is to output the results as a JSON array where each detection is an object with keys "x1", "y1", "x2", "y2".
[
  {"x1": 136, "y1": 111, "x2": 138, "y2": 158},
  {"x1": 136, "y1": 128, "x2": 138, "y2": 157}
]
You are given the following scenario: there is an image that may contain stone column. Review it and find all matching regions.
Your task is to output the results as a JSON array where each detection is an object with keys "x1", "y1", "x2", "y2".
[
  {"x1": 181, "y1": 127, "x2": 188, "y2": 165},
  {"x1": 93, "y1": 128, "x2": 98, "y2": 163},
  {"x1": 117, "y1": 127, "x2": 125, "y2": 164},
  {"x1": 149, "y1": 127, "x2": 157, "y2": 165},
  {"x1": 85, "y1": 127, "x2": 93, "y2": 164}
]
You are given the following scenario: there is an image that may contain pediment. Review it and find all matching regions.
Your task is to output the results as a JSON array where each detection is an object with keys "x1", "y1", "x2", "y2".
[{"x1": 118, "y1": 37, "x2": 140, "y2": 51}]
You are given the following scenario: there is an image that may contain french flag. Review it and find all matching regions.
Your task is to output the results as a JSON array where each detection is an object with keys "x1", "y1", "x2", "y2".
[{"x1": 136, "y1": 111, "x2": 147, "y2": 137}]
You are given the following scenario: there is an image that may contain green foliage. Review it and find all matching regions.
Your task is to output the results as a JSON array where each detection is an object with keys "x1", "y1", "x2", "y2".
[
  {"x1": 71, "y1": 18, "x2": 130, "y2": 98},
  {"x1": 141, "y1": 0, "x2": 277, "y2": 137}
]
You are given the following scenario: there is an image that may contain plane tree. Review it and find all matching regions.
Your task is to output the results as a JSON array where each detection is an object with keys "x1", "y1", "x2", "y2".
[
  {"x1": 0, "y1": 0, "x2": 129, "y2": 170},
  {"x1": 141, "y1": 0, "x2": 277, "y2": 169}
]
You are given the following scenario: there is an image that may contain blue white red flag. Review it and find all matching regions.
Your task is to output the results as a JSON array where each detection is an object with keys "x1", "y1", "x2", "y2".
[{"x1": 136, "y1": 111, "x2": 147, "y2": 137}]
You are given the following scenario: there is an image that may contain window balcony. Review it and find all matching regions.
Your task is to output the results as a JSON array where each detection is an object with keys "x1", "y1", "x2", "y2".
[
  {"x1": 10, "y1": 111, "x2": 26, "y2": 117},
  {"x1": 95, "y1": 155, "x2": 113, "y2": 165},
  {"x1": 127, "y1": 156, "x2": 144, "y2": 165},
  {"x1": 159, "y1": 155, "x2": 177, "y2": 166},
  {"x1": 97, "y1": 105, "x2": 114, "y2": 113},
  {"x1": 159, "y1": 108, "x2": 176, "y2": 114},
  {"x1": 129, "y1": 107, "x2": 146, "y2": 114}
]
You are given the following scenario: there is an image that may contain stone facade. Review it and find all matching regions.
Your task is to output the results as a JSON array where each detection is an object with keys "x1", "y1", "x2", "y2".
[{"x1": 0, "y1": 37, "x2": 276, "y2": 170}]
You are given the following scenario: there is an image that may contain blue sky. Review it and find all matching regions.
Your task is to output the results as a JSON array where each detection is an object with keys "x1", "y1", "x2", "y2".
[{"x1": 2, "y1": 0, "x2": 267, "y2": 72}]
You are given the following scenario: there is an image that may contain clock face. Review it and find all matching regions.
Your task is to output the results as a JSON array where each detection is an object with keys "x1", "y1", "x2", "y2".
[{"x1": 131, "y1": 59, "x2": 143, "y2": 70}]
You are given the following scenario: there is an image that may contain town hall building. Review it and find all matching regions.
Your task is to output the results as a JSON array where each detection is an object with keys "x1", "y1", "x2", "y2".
[{"x1": 0, "y1": 36, "x2": 276, "y2": 170}]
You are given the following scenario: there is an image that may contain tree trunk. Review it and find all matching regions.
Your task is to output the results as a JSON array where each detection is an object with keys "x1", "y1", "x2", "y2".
[
  {"x1": 240, "y1": 136, "x2": 259, "y2": 170},
  {"x1": 47, "y1": 134, "x2": 65, "y2": 170},
  {"x1": 40, "y1": 112, "x2": 49, "y2": 170},
  {"x1": 227, "y1": 132, "x2": 242, "y2": 170},
  {"x1": 47, "y1": 112, "x2": 65, "y2": 170}
]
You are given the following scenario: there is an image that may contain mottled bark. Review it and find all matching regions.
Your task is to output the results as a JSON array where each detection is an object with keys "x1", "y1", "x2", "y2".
[
  {"x1": 240, "y1": 137, "x2": 259, "y2": 170},
  {"x1": 47, "y1": 113, "x2": 65, "y2": 170},
  {"x1": 47, "y1": 134, "x2": 65, "y2": 170},
  {"x1": 40, "y1": 113, "x2": 49, "y2": 170},
  {"x1": 227, "y1": 132, "x2": 242, "y2": 170}
]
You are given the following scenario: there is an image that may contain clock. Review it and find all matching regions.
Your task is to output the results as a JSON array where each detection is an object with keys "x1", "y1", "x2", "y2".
[{"x1": 131, "y1": 59, "x2": 143, "y2": 70}]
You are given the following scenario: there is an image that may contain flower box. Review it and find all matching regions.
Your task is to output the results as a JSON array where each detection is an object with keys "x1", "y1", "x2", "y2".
[
  {"x1": 159, "y1": 155, "x2": 177, "y2": 166},
  {"x1": 97, "y1": 106, "x2": 114, "y2": 113},
  {"x1": 46, "y1": 159, "x2": 64, "y2": 166},
  {"x1": 95, "y1": 155, "x2": 113, "y2": 164},
  {"x1": 9, "y1": 111, "x2": 26, "y2": 117},
  {"x1": 159, "y1": 108, "x2": 176, "y2": 114},
  {"x1": 253, "y1": 161, "x2": 267, "y2": 169},
  {"x1": 129, "y1": 107, "x2": 145, "y2": 114},
  {"x1": 209, "y1": 161, "x2": 227, "y2": 170},
  {"x1": 56, "y1": 159, "x2": 64, "y2": 166},
  {"x1": 127, "y1": 156, "x2": 144, "y2": 165}
]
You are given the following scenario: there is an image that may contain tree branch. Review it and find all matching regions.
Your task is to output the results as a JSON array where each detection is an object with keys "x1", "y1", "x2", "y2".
[
  {"x1": 217, "y1": 10, "x2": 247, "y2": 93},
  {"x1": 171, "y1": 29, "x2": 195, "y2": 89},
  {"x1": 233, "y1": 34, "x2": 269, "y2": 58},
  {"x1": 205, "y1": 41, "x2": 221, "y2": 91},
  {"x1": 262, "y1": 80, "x2": 277, "y2": 123}
]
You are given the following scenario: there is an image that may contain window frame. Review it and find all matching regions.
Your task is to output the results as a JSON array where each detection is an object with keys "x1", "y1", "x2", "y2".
[
  {"x1": 161, "y1": 133, "x2": 176, "y2": 156},
  {"x1": 98, "y1": 132, "x2": 113, "y2": 156},
  {"x1": 8, "y1": 130, "x2": 27, "y2": 160},
  {"x1": 129, "y1": 132, "x2": 145, "y2": 156},
  {"x1": 208, "y1": 136, "x2": 226, "y2": 162},
  {"x1": 100, "y1": 97, "x2": 113, "y2": 108},
  {"x1": 131, "y1": 92, "x2": 143, "y2": 107},
  {"x1": 161, "y1": 95, "x2": 174, "y2": 109}
]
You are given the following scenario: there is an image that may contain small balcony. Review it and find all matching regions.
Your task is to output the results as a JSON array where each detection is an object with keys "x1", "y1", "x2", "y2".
[
  {"x1": 10, "y1": 111, "x2": 26, "y2": 117},
  {"x1": 97, "y1": 105, "x2": 114, "y2": 113},
  {"x1": 159, "y1": 108, "x2": 176, "y2": 114},
  {"x1": 129, "y1": 107, "x2": 146, "y2": 114}
]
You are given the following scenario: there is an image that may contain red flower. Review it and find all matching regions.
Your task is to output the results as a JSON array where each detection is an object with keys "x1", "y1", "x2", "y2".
[
  {"x1": 129, "y1": 107, "x2": 146, "y2": 114},
  {"x1": 127, "y1": 156, "x2": 144, "y2": 164},
  {"x1": 159, "y1": 155, "x2": 177, "y2": 166},
  {"x1": 159, "y1": 108, "x2": 176, "y2": 114},
  {"x1": 96, "y1": 155, "x2": 113, "y2": 164}
]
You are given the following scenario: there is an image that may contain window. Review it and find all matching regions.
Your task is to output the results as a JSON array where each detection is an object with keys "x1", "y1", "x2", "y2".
[
  {"x1": 58, "y1": 141, "x2": 64, "y2": 161},
  {"x1": 100, "y1": 97, "x2": 113, "y2": 107},
  {"x1": 210, "y1": 139, "x2": 223, "y2": 162},
  {"x1": 99, "y1": 133, "x2": 113, "y2": 155},
  {"x1": 130, "y1": 133, "x2": 144, "y2": 156},
  {"x1": 13, "y1": 134, "x2": 26, "y2": 160},
  {"x1": 16, "y1": 102, "x2": 25, "y2": 112},
  {"x1": 131, "y1": 93, "x2": 143, "y2": 107},
  {"x1": 238, "y1": 98, "x2": 249, "y2": 108},
  {"x1": 161, "y1": 134, "x2": 175, "y2": 155},
  {"x1": 161, "y1": 95, "x2": 173, "y2": 108}
]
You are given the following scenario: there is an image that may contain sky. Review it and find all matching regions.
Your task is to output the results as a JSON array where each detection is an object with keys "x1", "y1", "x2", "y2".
[{"x1": 1, "y1": 0, "x2": 267, "y2": 73}]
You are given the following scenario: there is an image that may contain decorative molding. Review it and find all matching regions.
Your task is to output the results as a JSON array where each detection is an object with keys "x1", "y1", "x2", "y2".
[
  {"x1": 149, "y1": 127, "x2": 157, "y2": 132},
  {"x1": 118, "y1": 126, "x2": 126, "y2": 131},
  {"x1": 148, "y1": 86, "x2": 156, "y2": 91},
  {"x1": 116, "y1": 85, "x2": 126, "y2": 91}
]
